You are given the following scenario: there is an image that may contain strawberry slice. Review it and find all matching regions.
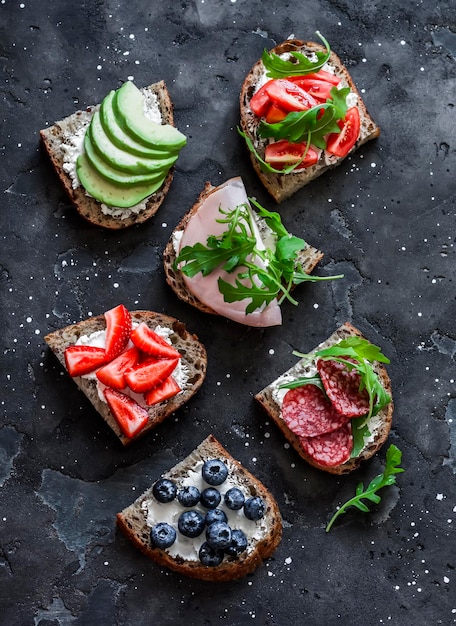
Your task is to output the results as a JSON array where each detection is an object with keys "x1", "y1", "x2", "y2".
[
  {"x1": 104, "y1": 387, "x2": 149, "y2": 439},
  {"x1": 130, "y1": 322, "x2": 181, "y2": 360},
  {"x1": 104, "y1": 304, "x2": 132, "y2": 359},
  {"x1": 124, "y1": 357, "x2": 179, "y2": 393},
  {"x1": 96, "y1": 346, "x2": 140, "y2": 390},
  {"x1": 64, "y1": 346, "x2": 108, "y2": 377},
  {"x1": 144, "y1": 376, "x2": 182, "y2": 406}
]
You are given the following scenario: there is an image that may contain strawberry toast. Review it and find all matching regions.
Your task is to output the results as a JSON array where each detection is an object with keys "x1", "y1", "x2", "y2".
[{"x1": 45, "y1": 305, "x2": 207, "y2": 445}]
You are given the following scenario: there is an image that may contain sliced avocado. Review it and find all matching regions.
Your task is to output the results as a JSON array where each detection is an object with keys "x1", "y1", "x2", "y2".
[
  {"x1": 89, "y1": 111, "x2": 178, "y2": 175},
  {"x1": 76, "y1": 153, "x2": 167, "y2": 208},
  {"x1": 113, "y1": 81, "x2": 187, "y2": 151},
  {"x1": 100, "y1": 91, "x2": 180, "y2": 158},
  {"x1": 84, "y1": 130, "x2": 172, "y2": 187}
]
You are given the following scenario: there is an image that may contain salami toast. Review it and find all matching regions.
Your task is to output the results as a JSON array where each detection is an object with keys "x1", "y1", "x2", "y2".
[
  {"x1": 239, "y1": 39, "x2": 380, "y2": 203},
  {"x1": 255, "y1": 323, "x2": 393, "y2": 474},
  {"x1": 116, "y1": 434, "x2": 282, "y2": 581}
]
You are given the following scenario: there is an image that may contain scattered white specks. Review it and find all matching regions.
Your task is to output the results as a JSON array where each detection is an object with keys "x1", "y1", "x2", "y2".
[
  {"x1": 26, "y1": 316, "x2": 32, "y2": 323},
  {"x1": 313, "y1": 303, "x2": 319, "y2": 309},
  {"x1": 370, "y1": 162, "x2": 376, "y2": 168},
  {"x1": 161, "y1": 222, "x2": 167, "y2": 228},
  {"x1": 436, "y1": 493, "x2": 445, "y2": 500},
  {"x1": 264, "y1": 432, "x2": 270, "y2": 438},
  {"x1": 97, "y1": 65, "x2": 102, "y2": 70},
  {"x1": 400, "y1": 40, "x2": 406, "y2": 45},
  {"x1": 284, "y1": 556, "x2": 292, "y2": 565},
  {"x1": 20, "y1": 3, "x2": 25, "y2": 7},
  {"x1": 113, "y1": 283, "x2": 119, "y2": 288},
  {"x1": 104, "y1": 561, "x2": 109, "y2": 566},
  {"x1": 268, "y1": 348, "x2": 275, "y2": 355},
  {"x1": 444, "y1": 576, "x2": 450, "y2": 583}
]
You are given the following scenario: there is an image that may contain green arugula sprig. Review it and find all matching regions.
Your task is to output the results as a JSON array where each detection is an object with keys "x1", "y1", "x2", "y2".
[
  {"x1": 262, "y1": 31, "x2": 331, "y2": 78},
  {"x1": 325, "y1": 444, "x2": 404, "y2": 532},
  {"x1": 175, "y1": 200, "x2": 343, "y2": 315}
]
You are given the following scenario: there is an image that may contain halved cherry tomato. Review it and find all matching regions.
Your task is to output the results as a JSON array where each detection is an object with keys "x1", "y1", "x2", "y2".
[
  {"x1": 326, "y1": 107, "x2": 360, "y2": 157},
  {"x1": 265, "y1": 139, "x2": 320, "y2": 170},
  {"x1": 287, "y1": 77, "x2": 335, "y2": 103},
  {"x1": 264, "y1": 79, "x2": 319, "y2": 112},
  {"x1": 250, "y1": 80, "x2": 275, "y2": 117},
  {"x1": 144, "y1": 376, "x2": 181, "y2": 406},
  {"x1": 265, "y1": 103, "x2": 288, "y2": 123},
  {"x1": 304, "y1": 69, "x2": 340, "y2": 85}
]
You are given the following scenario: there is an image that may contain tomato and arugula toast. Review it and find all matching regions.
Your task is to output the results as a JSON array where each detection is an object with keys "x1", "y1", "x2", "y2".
[
  {"x1": 239, "y1": 34, "x2": 380, "y2": 202},
  {"x1": 45, "y1": 305, "x2": 207, "y2": 445}
]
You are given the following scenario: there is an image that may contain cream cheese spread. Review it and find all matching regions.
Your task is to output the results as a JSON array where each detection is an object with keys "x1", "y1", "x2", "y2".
[{"x1": 142, "y1": 460, "x2": 269, "y2": 561}]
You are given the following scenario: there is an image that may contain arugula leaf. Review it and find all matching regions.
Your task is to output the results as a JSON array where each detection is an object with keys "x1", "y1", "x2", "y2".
[
  {"x1": 237, "y1": 127, "x2": 311, "y2": 175},
  {"x1": 262, "y1": 31, "x2": 331, "y2": 78},
  {"x1": 325, "y1": 444, "x2": 404, "y2": 532},
  {"x1": 175, "y1": 200, "x2": 343, "y2": 314}
]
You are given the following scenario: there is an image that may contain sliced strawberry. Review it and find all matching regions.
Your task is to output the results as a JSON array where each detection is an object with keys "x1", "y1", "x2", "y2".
[
  {"x1": 144, "y1": 376, "x2": 182, "y2": 406},
  {"x1": 130, "y1": 323, "x2": 181, "y2": 360},
  {"x1": 104, "y1": 304, "x2": 132, "y2": 359},
  {"x1": 96, "y1": 346, "x2": 140, "y2": 390},
  {"x1": 124, "y1": 357, "x2": 179, "y2": 393},
  {"x1": 103, "y1": 387, "x2": 149, "y2": 439},
  {"x1": 64, "y1": 346, "x2": 108, "y2": 377}
]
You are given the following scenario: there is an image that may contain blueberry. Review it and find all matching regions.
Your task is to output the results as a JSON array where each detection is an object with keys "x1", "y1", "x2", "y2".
[
  {"x1": 199, "y1": 542, "x2": 224, "y2": 567},
  {"x1": 205, "y1": 508, "x2": 228, "y2": 526},
  {"x1": 177, "y1": 485, "x2": 200, "y2": 507},
  {"x1": 177, "y1": 510, "x2": 205, "y2": 538},
  {"x1": 202, "y1": 459, "x2": 229, "y2": 486},
  {"x1": 244, "y1": 496, "x2": 265, "y2": 521},
  {"x1": 152, "y1": 478, "x2": 177, "y2": 503},
  {"x1": 200, "y1": 487, "x2": 221, "y2": 509},
  {"x1": 205, "y1": 521, "x2": 232, "y2": 550},
  {"x1": 224, "y1": 487, "x2": 245, "y2": 511},
  {"x1": 225, "y1": 529, "x2": 248, "y2": 556},
  {"x1": 150, "y1": 522, "x2": 176, "y2": 549}
]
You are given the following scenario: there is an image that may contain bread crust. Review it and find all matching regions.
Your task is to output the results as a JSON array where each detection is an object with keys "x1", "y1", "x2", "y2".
[
  {"x1": 163, "y1": 180, "x2": 324, "y2": 317},
  {"x1": 40, "y1": 81, "x2": 177, "y2": 229},
  {"x1": 116, "y1": 434, "x2": 282, "y2": 581},
  {"x1": 239, "y1": 40, "x2": 381, "y2": 202},
  {"x1": 44, "y1": 310, "x2": 207, "y2": 445},
  {"x1": 255, "y1": 322, "x2": 393, "y2": 474}
]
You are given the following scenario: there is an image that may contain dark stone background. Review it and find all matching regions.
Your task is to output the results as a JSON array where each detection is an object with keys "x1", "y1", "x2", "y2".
[{"x1": 1, "y1": 1, "x2": 456, "y2": 624}]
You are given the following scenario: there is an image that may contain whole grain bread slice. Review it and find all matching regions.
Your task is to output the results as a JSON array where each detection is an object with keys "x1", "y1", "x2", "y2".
[
  {"x1": 239, "y1": 40, "x2": 380, "y2": 202},
  {"x1": 163, "y1": 181, "x2": 324, "y2": 317},
  {"x1": 44, "y1": 310, "x2": 207, "y2": 445},
  {"x1": 255, "y1": 322, "x2": 393, "y2": 474},
  {"x1": 40, "y1": 81, "x2": 177, "y2": 229},
  {"x1": 116, "y1": 434, "x2": 282, "y2": 581}
]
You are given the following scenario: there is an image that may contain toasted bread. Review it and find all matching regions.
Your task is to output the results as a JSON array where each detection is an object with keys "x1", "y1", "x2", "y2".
[
  {"x1": 40, "y1": 81, "x2": 179, "y2": 229},
  {"x1": 255, "y1": 322, "x2": 393, "y2": 474},
  {"x1": 239, "y1": 40, "x2": 380, "y2": 202},
  {"x1": 116, "y1": 434, "x2": 282, "y2": 581},
  {"x1": 163, "y1": 179, "x2": 324, "y2": 321},
  {"x1": 44, "y1": 309, "x2": 207, "y2": 445}
]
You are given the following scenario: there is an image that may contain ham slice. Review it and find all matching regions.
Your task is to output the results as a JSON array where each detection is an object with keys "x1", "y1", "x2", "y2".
[{"x1": 177, "y1": 177, "x2": 282, "y2": 327}]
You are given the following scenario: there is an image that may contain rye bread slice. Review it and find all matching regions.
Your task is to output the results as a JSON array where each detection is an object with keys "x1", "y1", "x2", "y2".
[
  {"x1": 255, "y1": 322, "x2": 393, "y2": 474},
  {"x1": 40, "y1": 81, "x2": 177, "y2": 229},
  {"x1": 116, "y1": 434, "x2": 282, "y2": 581},
  {"x1": 44, "y1": 310, "x2": 207, "y2": 445},
  {"x1": 239, "y1": 40, "x2": 380, "y2": 203},
  {"x1": 163, "y1": 181, "x2": 324, "y2": 317}
]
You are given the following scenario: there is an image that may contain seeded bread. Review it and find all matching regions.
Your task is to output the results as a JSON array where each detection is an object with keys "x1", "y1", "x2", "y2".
[
  {"x1": 44, "y1": 310, "x2": 207, "y2": 445},
  {"x1": 116, "y1": 434, "x2": 282, "y2": 581},
  {"x1": 40, "y1": 81, "x2": 177, "y2": 229},
  {"x1": 163, "y1": 181, "x2": 324, "y2": 316},
  {"x1": 255, "y1": 322, "x2": 393, "y2": 474},
  {"x1": 239, "y1": 40, "x2": 380, "y2": 202}
]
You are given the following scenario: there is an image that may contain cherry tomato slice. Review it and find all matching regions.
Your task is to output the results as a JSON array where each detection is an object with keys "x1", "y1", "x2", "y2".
[
  {"x1": 326, "y1": 107, "x2": 360, "y2": 157},
  {"x1": 287, "y1": 77, "x2": 335, "y2": 103},
  {"x1": 265, "y1": 139, "x2": 320, "y2": 170},
  {"x1": 265, "y1": 103, "x2": 288, "y2": 123},
  {"x1": 305, "y1": 69, "x2": 340, "y2": 85},
  {"x1": 250, "y1": 80, "x2": 275, "y2": 117},
  {"x1": 264, "y1": 79, "x2": 319, "y2": 112}
]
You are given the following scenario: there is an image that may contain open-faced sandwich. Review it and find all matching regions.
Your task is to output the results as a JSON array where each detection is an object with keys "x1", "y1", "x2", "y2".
[
  {"x1": 163, "y1": 176, "x2": 342, "y2": 327},
  {"x1": 44, "y1": 305, "x2": 207, "y2": 445},
  {"x1": 40, "y1": 80, "x2": 186, "y2": 229},
  {"x1": 117, "y1": 434, "x2": 282, "y2": 581},
  {"x1": 255, "y1": 322, "x2": 393, "y2": 474},
  {"x1": 239, "y1": 33, "x2": 380, "y2": 202}
]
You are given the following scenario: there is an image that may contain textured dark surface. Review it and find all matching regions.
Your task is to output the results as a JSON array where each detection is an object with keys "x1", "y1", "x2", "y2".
[{"x1": 1, "y1": 1, "x2": 456, "y2": 625}]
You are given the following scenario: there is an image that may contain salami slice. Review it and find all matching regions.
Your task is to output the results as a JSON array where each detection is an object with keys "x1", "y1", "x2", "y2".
[
  {"x1": 281, "y1": 384, "x2": 351, "y2": 438},
  {"x1": 298, "y1": 421, "x2": 353, "y2": 467},
  {"x1": 317, "y1": 358, "x2": 370, "y2": 418}
]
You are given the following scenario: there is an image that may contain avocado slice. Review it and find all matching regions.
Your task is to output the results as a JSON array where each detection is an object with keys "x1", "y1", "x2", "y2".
[
  {"x1": 89, "y1": 111, "x2": 178, "y2": 175},
  {"x1": 83, "y1": 130, "x2": 173, "y2": 186},
  {"x1": 100, "y1": 91, "x2": 181, "y2": 158},
  {"x1": 76, "y1": 153, "x2": 167, "y2": 208},
  {"x1": 113, "y1": 81, "x2": 187, "y2": 151}
]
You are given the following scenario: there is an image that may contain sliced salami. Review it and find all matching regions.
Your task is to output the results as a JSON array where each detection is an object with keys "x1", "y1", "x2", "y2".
[
  {"x1": 281, "y1": 384, "x2": 351, "y2": 438},
  {"x1": 298, "y1": 421, "x2": 353, "y2": 467},
  {"x1": 317, "y1": 358, "x2": 370, "y2": 418}
]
